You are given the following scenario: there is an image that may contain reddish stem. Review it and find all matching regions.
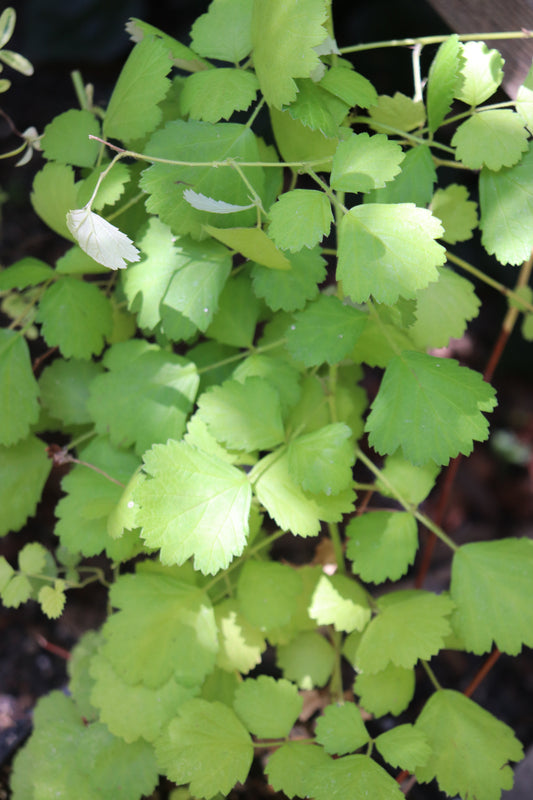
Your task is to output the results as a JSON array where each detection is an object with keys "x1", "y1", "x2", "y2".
[{"x1": 37, "y1": 634, "x2": 71, "y2": 660}]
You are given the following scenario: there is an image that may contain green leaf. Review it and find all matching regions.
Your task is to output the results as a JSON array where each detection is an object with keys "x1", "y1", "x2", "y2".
[
  {"x1": 286, "y1": 294, "x2": 367, "y2": 365},
  {"x1": 41, "y1": 109, "x2": 100, "y2": 167},
  {"x1": 237, "y1": 560, "x2": 303, "y2": 629},
  {"x1": 88, "y1": 345, "x2": 199, "y2": 455},
  {"x1": 251, "y1": 246, "x2": 326, "y2": 311},
  {"x1": 76, "y1": 161, "x2": 131, "y2": 211},
  {"x1": 207, "y1": 272, "x2": 261, "y2": 346},
  {"x1": 268, "y1": 189, "x2": 333, "y2": 252},
  {"x1": 31, "y1": 162, "x2": 77, "y2": 240},
  {"x1": 0, "y1": 257, "x2": 54, "y2": 290},
  {"x1": 410, "y1": 266, "x2": 480, "y2": 349},
  {"x1": 0, "y1": 7, "x2": 15, "y2": 48},
  {"x1": 313, "y1": 754, "x2": 405, "y2": 800},
  {"x1": 125, "y1": 18, "x2": 210, "y2": 71},
  {"x1": 102, "y1": 571, "x2": 218, "y2": 688},
  {"x1": 286, "y1": 78, "x2": 349, "y2": 137},
  {"x1": 368, "y1": 92, "x2": 425, "y2": 133},
  {"x1": 190, "y1": 0, "x2": 253, "y2": 62},
  {"x1": 233, "y1": 676, "x2": 302, "y2": 738},
  {"x1": 450, "y1": 538, "x2": 533, "y2": 655},
  {"x1": 196, "y1": 376, "x2": 285, "y2": 452},
  {"x1": 90, "y1": 651, "x2": 198, "y2": 743},
  {"x1": 430, "y1": 183, "x2": 478, "y2": 244},
  {"x1": 331, "y1": 133, "x2": 404, "y2": 193},
  {"x1": 415, "y1": 690, "x2": 523, "y2": 800},
  {"x1": 375, "y1": 724, "x2": 431, "y2": 771},
  {"x1": 376, "y1": 452, "x2": 440, "y2": 505},
  {"x1": 338, "y1": 204, "x2": 445, "y2": 304},
  {"x1": 0, "y1": 557, "x2": 14, "y2": 591},
  {"x1": 66, "y1": 206, "x2": 141, "y2": 270},
  {"x1": 516, "y1": 60, "x2": 533, "y2": 129},
  {"x1": 426, "y1": 34, "x2": 465, "y2": 132},
  {"x1": 315, "y1": 703, "x2": 369, "y2": 755},
  {"x1": 320, "y1": 66, "x2": 378, "y2": 109},
  {"x1": 350, "y1": 303, "x2": 416, "y2": 369},
  {"x1": 2, "y1": 574, "x2": 32, "y2": 607},
  {"x1": 67, "y1": 630, "x2": 101, "y2": 721},
  {"x1": 253, "y1": 449, "x2": 355, "y2": 537},
  {"x1": 251, "y1": 0, "x2": 328, "y2": 108},
  {"x1": 364, "y1": 144, "x2": 437, "y2": 206},
  {"x1": 140, "y1": 121, "x2": 265, "y2": 238},
  {"x1": 355, "y1": 590, "x2": 454, "y2": 673},
  {"x1": 270, "y1": 105, "x2": 340, "y2": 171},
  {"x1": 56, "y1": 244, "x2": 108, "y2": 275},
  {"x1": 366, "y1": 352, "x2": 497, "y2": 466},
  {"x1": 181, "y1": 68, "x2": 259, "y2": 123},
  {"x1": 215, "y1": 598, "x2": 266, "y2": 673},
  {"x1": 0, "y1": 330, "x2": 40, "y2": 445},
  {"x1": 0, "y1": 436, "x2": 50, "y2": 535},
  {"x1": 277, "y1": 631, "x2": 335, "y2": 689},
  {"x1": 135, "y1": 440, "x2": 252, "y2": 574},
  {"x1": 233, "y1": 354, "x2": 301, "y2": 418},
  {"x1": 479, "y1": 144, "x2": 533, "y2": 265},
  {"x1": 18, "y1": 542, "x2": 47, "y2": 574},
  {"x1": 205, "y1": 224, "x2": 290, "y2": 270},
  {"x1": 36, "y1": 278, "x2": 113, "y2": 358},
  {"x1": 455, "y1": 41, "x2": 504, "y2": 106},
  {"x1": 452, "y1": 110, "x2": 528, "y2": 170},
  {"x1": 54, "y1": 437, "x2": 142, "y2": 560},
  {"x1": 267, "y1": 741, "x2": 331, "y2": 799},
  {"x1": 39, "y1": 358, "x2": 104, "y2": 426},
  {"x1": 155, "y1": 699, "x2": 253, "y2": 798},
  {"x1": 103, "y1": 37, "x2": 172, "y2": 144},
  {"x1": 346, "y1": 511, "x2": 418, "y2": 583},
  {"x1": 38, "y1": 583, "x2": 66, "y2": 619},
  {"x1": 354, "y1": 663, "x2": 415, "y2": 717},
  {"x1": 288, "y1": 422, "x2": 355, "y2": 495},
  {"x1": 309, "y1": 573, "x2": 371, "y2": 633}
]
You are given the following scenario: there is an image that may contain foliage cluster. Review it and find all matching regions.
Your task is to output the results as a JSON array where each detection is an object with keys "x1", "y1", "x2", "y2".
[{"x1": 2, "y1": 2, "x2": 533, "y2": 799}]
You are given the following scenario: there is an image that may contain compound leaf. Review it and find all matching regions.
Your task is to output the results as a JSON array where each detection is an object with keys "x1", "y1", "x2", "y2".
[
  {"x1": 365, "y1": 351, "x2": 497, "y2": 466},
  {"x1": 455, "y1": 41, "x2": 504, "y2": 106},
  {"x1": 450, "y1": 538, "x2": 533, "y2": 655},
  {"x1": 331, "y1": 133, "x2": 404, "y2": 193},
  {"x1": 315, "y1": 703, "x2": 369, "y2": 755},
  {"x1": 135, "y1": 440, "x2": 252, "y2": 574},
  {"x1": 41, "y1": 108, "x2": 100, "y2": 167},
  {"x1": 233, "y1": 676, "x2": 302, "y2": 738},
  {"x1": 181, "y1": 68, "x2": 259, "y2": 123},
  {"x1": 286, "y1": 294, "x2": 366, "y2": 365},
  {"x1": 452, "y1": 110, "x2": 528, "y2": 171},
  {"x1": 346, "y1": 511, "x2": 418, "y2": 583},
  {"x1": 268, "y1": 189, "x2": 333, "y2": 252},
  {"x1": 338, "y1": 204, "x2": 445, "y2": 304},
  {"x1": 0, "y1": 330, "x2": 40, "y2": 445},
  {"x1": 251, "y1": 246, "x2": 326, "y2": 311},
  {"x1": 190, "y1": 0, "x2": 253, "y2": 62},
  {"x1": 415, "y1": 690, "x2": 523, "y2": 800},
  {"x1": 155, "y1": 699, "x2": 253, "y2": 798},
  {"x1": 0, "y1": 436, "x2": 50, "y2": 536},
  {"x1": 426, "y1": 34, "x2": 464, "y2": 132}
]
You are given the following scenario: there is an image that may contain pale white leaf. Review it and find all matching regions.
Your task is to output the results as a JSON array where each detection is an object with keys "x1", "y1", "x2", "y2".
[
  {"x1": 66, "y1": 205, "x2": 141, "y2": 271},
  {"x1": 183, "y1": 188, "x2": 255, "y2": 214}
]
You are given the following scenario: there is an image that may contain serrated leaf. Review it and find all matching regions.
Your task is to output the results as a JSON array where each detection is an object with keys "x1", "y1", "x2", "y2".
[
  {"x1": 365, "y1": 351, "x2": 497, "y2": 466},
  {"x1": 38, "y1": 583, "x2": 66, "y2": 619},
  {"x1": 426, "y1": 35, "x2": 464, "y2": 133},
  {"x1": 375, "y1": 724, "x2": 431, "y2": 771},
  {"x1": 516, "y1": 60, "x2": 533, "y2": 129},
  {"x1": 233, "y1": 676, "x2": 302, "y2": 738},
  {"x1": 0, "y1": 257, "x2": 54, "y2": 290},
  {"x1": 267, "y1": 741, "x2": 331, "y2": 798},
  {"x1": 196, "y1": 376, "x2": 285, "y2": 452},
  {"x1": 313, "y1": 754, "x2": 405, "y2": 800},
  {"x1": 251, "y1": 0, "x2": 328, "y2": 108},
  {"x1": 67, "y1": 630, "x2": 101, "y2": 721},
  {"x1": 103, "y1": 37, "x2": 172, "y2": 144},
  {"x1": 102, "y1": 571, "x2": 218, "y2": 689},
  {"x1": 155, "y1": 699, "x2": 253, "y2": 798},
  {"x1": 309, "y1": 573, "x2": 371, "y2": 633},
  {"x1": 320, "y1": 66, "x2": 378, "y2": 108},
  {"x1": 205, "y1": 224, "x2": 290, "y2": 270},
  {"x1": 126, "y1": 18, "x2": 209, "y2": 71},
  {"x1": 277, "y1": 631, "x2": 335, "y2": 689},
  {"x1": 233, "y1": 354, "x2": 301, "y2": 418},
  {"x1": 479, "y1": 144, "x2": 533, "y2": 265},
  {"x1": 88, "y1": 346, "x2": 199, "y2": 455},
  {"x1": 410, "y1": 266, "x2": 480, "y2": 349},
  {"x1": 452, "y1": 110, "x2": 528, "y2": 170},
  {"x1": 355, "y1": 590, "x2": 454, "y2": 673},
  {"x1": 31, "y1": 162, "x2": 77, "y2": 240},
  {"x1": 18, "y1": 542, "x2": 47, "y2": 574},
  {"x1": 288, "y1": 422, "x2": 355, "y2": 495},
  {"x1": 2, "y1": 573, "x2": 32, "y2": 607},
  {"x1": 351, "y1": 303, "x2": 416, "y2": 369},
  {"x1": 39, "y1": 357, "x2": 104, "y2": 426},
  {"x1": 135, "y1": 440, "x2": 252, "y2": 574},
  {"x1": 0, "y1": 436, "x2": 50, "y2": 536},
  {"x1": 183, "y1": 188, "x2": 255, "y2": 214},
  {"x1": 451, "y1": 538, "x2": 533, "y2": 655},
  {"x1": 215, "y1": 598, "x2": 266, "y2": 673},
  {"x1": 0, "y1": 557, "x2": 14, "y2": 592},
  {"x1": 286, "y1": 294, "x2": 366, "y2": 365},
  {"x1": 455, "y1": 41, "x2": 504, "y2": 106},
  {"x1": 253, "y1": 449, "x2": 355, "y2": 537},
  {"x1": 41, "y1": 108, "x2": 100, "y2": 167},
  {"x1": 0, "y1": 330, "x2": 40, "y2": 445},
  {"x1": 346, "y1": 511, "x2": 418, "y2": 583},
  {"x1": 56, "y1": 244, "x2": 108, "y2": 275},
  {"x1": 270, "y1": 105, "x2": 340, "y2": 172},
  {"x1": 76, "y1": 161, "x2": 131, "y2": 212},
  {"x1": 268, "y1": 189, "x2": 333, "y2": 252},
  {"x1": 191, "y1": 0, "x2": 253, "y2": 62},
  {"x1": 237, "y1": 560, "x2": 303, "y2": 630},
  {"x1": 66, "y1": 205, "x2": 141, "y2": 270},
  {"x1": 376, "y1": 452, "x2": 440, "y2": 505},
  {"x1": 286, "y1": 78, "x2": 349, "y2": 137},
  {"x1": 415, "y1": 690, "x2": 523, "y2": 800},
  {"x1": 368, "y1": 92, "x2": 425, "y2": 133},
  {"x1": 207, "y1": 272, "x2": 260, "y2": 346},
  {"x1": 338, "y1": 204, "x2": 445, "y2": 304},
  {"x1": 430, "y1": 184, "x2": 478, "y2": 244},
  {"x1": 140, "y1": 121, "x2": 265, "y2": 238},
  {"x1": 36, "y1": 277, "x2": 113, "y2": 359},
  {"x1": 364, "y1": 144, "x2": 436, "y2": 206},
  {"x1": 315, "y1": 703, "x2": 369, "y2": 755},
  {"x1": 181, "y1": 68, "x2": 259, "y2": 123},
  {"x1": 331, "y1": 133, "x2": 404, "y2": 193},
  {"x1": 354, "y1": 663, "x2": 415, "y2": 717},
  {"x1": 251, "y1": 246, "x2": 326, "y2": 311}
]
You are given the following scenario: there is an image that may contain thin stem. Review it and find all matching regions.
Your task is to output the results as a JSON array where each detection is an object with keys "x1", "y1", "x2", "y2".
[
  {"x1": 246, "y1": 97, "x2": 265, "y2": 129},
  {"x1": 329, "y1": 630, "x2": 344, "y2": 702},
  {"x1": 106, "y1": 191, "x2": 145, "y2": 221},
  {"x1": 307, "y1": 169, "x2": 347, "y2": 213},
  {"x1": 350, "y1": 117, "x2": 455, "y2": 154},
  {"x1": 203, "y1": 528, "x2": 287, "y2": 594},
  {"x1": 196, "y1": 338, "x2": 287, "y2": 375},
  {"x1": 446, "y1": 251, "x2": 533, "y2": 314},
  {"x1": 71, "y1": 70, "x2": 89, "y2": 111},
  {"x1": 340, "y1": 30, "x2": 532, "y2": 55},
  {"x1": 421, "y1": 660, "x2": 442, "y2": 691}
]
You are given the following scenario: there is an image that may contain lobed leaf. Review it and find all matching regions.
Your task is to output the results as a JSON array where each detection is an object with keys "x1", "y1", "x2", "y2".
[
  {"x1": 430, "y1": 183, "x2": 478, "y2": 244},
  {"x1": 452, "y1": 110, "x2": 529, "y2": 171},
  {"x1": 288, "y1": 422, "x2": 355, "y2": 495},
  {"x1": 286, "y1": 294, "x2": 366, "y2": 365},
  {"x1": 277, "y1": 631, "x2": 335, "y2": 689},
  {"x1": 0, "y1": 330, "x2": 40, "y2": 446},
  {"x1": 309, "y1": 573, "x2": 371, "y2": 633},
  {"x1": 233, "y1": 676, "x2": 302, "y2": 738},
  {"x1": 181, "y1": 68, "x2": 259, "y2": 123},
  {"x1": 312, "y1": 754, "x2": 405, "y2": 800},
  {"x1": 364, "y1": 144, "x2": 436, "y2": 206},
  {"x1": 41, "y1": 108, "x2": 100, "y2": 167},
  {"x1": 268, "y1": 189, "x2": 333, "y2": 252},
  {"x1": 354, "y1": 663, "x2": 415, "y2": 717},
  {"x1": 190, "y1": 0, "x2": 253, "y2": 62},
  {"x1": 251, "y1": 246, "x2": 326, "y2": 311},
  {"x1": 346, "y1": 511, "x2": 418, "y2": 583},
  {"x1": 0, "y1": 436, "x2": 50, "y2": 537},
  {"x1": 375, "y1": 724, "x2": 431, "y2": 771},
  {"x1": 331, "y1": 132, "x2": 404, "y2": 193},
  {"x1": 315, "y1": 702, "x2": 369, "y2": 755},
  {"x1": 455, "y1": 41, "x2": 504, "y2": 106}
]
